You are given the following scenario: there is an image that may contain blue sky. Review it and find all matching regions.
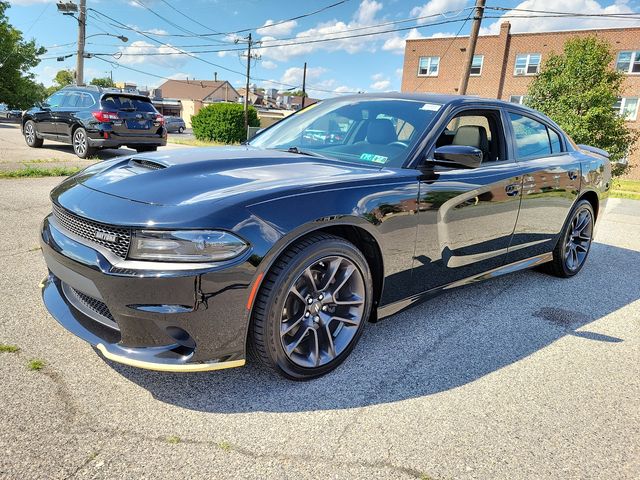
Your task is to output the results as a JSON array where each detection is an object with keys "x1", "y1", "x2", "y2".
[{"x1": 6, "y1": 0, "x2": 640, "y2": 97}]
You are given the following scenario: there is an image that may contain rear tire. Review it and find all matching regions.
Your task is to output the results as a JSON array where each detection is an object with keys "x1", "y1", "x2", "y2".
[
  {"x1": 72, "y1": 128, "x2": 96, "y2": 159},
  {"x1": 24, "y1": 120, "x2": 43, "y2": 148},
  {"x1": 546, "y1": 199, "x2": 595, "y2": 278},
  {"x1": 249, "y1": 233, "x2": 373, "y2": 380}
]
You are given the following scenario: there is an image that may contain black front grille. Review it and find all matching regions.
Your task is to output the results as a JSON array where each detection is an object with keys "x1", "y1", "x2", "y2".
[
  {"x1": 52, "y1": 204, "x2": 131, "y2": 259},
  {"x1": 70, "y1": 287, "x2": 115, "y2": 322}
]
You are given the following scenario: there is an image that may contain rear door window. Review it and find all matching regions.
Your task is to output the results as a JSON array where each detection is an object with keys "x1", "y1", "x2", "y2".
[
  {"x1": 509, "y1": 113, "x2": 554, "y2": 159},
  {"x1": 101, "y1": 95, "x2": 157, "y2": 112}
]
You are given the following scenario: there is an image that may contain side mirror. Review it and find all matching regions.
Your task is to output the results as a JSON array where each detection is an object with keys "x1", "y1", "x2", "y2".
[
  {"x1": 40, "y1": 103, "x2": 51, "y2": 111},
  {"x1": 433, "y1": 145, "x2": 483, "y2": 169}
]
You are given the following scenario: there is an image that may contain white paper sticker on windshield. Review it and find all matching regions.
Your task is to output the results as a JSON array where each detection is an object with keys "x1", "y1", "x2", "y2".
[
  {"x1": 360, "y1": 153, "x2": 388, "y2": 164},
  {"x1": 420, "y1": 103, "x2": 441, "y2": 111}
]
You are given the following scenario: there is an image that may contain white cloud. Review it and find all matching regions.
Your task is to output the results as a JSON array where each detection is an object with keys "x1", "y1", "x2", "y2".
[
  {"x1": 370, "y1": 79, "x2": 392, "y2": 90},
  {"x1": 261, "y1": 60, "x2": 278, "y2": 70},
  {"x1": 280, "y1": 66, "x2": 327, "y2": 85},
  {"x1": 255, "y1": 0, "x2": 388, "y2": 61},
  {"x1": 481, "y1": 0, "x2": 640, "y2": 35},
  {"x1": 334, "y1": 86, "x2": 354, "y2": 93},
  {"x1": 370, "y1": 72, "x2": 391, "y2": 90},
  {"x1": 116, "y1": 40, "x2": 189, "y2": 69},
  {"x1": 256, "y1": 19, "x2": 298, "y2": 37},
  {"x1": 382, "y1": 28, "x2": 424, "y2": 54},
  {"x1": 411, "y1": 0, "x2": 469, "y2": 24},
  {"x1": 395, "y1": 67, "x2": 403, "y2": 78}
]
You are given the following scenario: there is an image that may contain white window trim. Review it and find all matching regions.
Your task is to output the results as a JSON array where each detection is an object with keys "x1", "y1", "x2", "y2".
[
  {"x1": 616, "y1": 51, "x2": 640, "y2": 75},
  {"x1": 417, "y1": 56, "x2": 440, "y2": 77},
  {"x1": 514, "y1": 53, "x2": 541, "y2": 76},
  {"x1": 616, "y1": 97, "x2": 639, "y2": 121},
  {"x1": 509, "y1": 95, "x2": 525, "y2": 105},
  {"x1": 470, "y1": 55, "x2": 484, "y2": 76}
]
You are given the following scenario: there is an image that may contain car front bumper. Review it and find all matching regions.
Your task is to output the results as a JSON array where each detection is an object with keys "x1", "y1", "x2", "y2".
[{"x1": 40, "y1": 214, "x2": 254, "y2": 372}]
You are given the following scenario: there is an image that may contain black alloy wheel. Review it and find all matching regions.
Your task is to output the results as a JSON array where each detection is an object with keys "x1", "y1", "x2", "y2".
[
  {"x1": 548, "y1": 199, "x2": 594, "y2": 278},
  {"x1": 24, "y1": 120, "x2": 43, "y2": 148},
  {"x1": 250, "y1": 233, "x2": 373, "y2": 380}
]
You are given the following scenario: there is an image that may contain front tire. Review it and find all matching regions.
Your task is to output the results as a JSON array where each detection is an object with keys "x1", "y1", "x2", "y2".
[
  {"x1": 24, "y1": 120, "x2": 43, "y2": 148},
  {"x1": 72, "y1": 128, "x2": 96, "y2": 159},
  {"x1": 250, "y1": 233, "x2": 373, "y2": 380},
  {"x1": 178, "y1": 126, "x2": 184, "y2": 133},
  {"x1": 547, "y1": 199, "x2": 595, "y2": 278}
]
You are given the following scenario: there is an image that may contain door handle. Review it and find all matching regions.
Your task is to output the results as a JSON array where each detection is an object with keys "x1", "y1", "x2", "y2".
[{"x1": 568, "y1": 170, "x2": 578, "y2": 180}]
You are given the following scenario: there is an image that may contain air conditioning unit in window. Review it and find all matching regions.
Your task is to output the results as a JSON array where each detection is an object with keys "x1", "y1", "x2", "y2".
[{"x1": 515, "y1": 68, "x2": 525, "y2": 75}]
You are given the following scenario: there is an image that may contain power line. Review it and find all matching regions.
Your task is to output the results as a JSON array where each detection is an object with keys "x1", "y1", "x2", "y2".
[
  {"x1": 90, "y1": 0, "x2": 352, "y2": 39},
  {"x1": 157, "y1": 0, "x2": 221, "y2": 35},
  {"x1": 91, "y1": 54, "x2": 361, "y2": 94},
  {"x1": 90, "y1": 14, "x2": 476, "y2": 57}
]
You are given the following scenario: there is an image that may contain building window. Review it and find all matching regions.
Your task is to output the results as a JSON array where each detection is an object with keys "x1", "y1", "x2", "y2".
[
  {"x1": 616, "y1": 51, "x2": 640, "y2": 74},
  {"x1": 509, "y1": 95, "x2": 526, "y2": 105},
  {"x1": 514, "y1": 53, "x2": 541, "y2": 76},
  {"x1": 418, "y1": 56, "x2": 440, "y2": 77},
  {"x1": 470, "y1": 55, "x2": 483, "y2": 76},
  {"x1": 613, "y1": 97, "x2": 639, "y2": 121}
]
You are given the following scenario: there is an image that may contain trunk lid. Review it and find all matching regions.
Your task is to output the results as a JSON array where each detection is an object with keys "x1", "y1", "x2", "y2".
[{"x1": 100, "y1": 94, "x2": 162, "y2": 136}]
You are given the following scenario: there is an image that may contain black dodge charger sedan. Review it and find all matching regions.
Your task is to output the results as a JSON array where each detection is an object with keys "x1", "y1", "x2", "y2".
[{"x1": 40, "y1": 94, "x2": 610, "y2": 379}]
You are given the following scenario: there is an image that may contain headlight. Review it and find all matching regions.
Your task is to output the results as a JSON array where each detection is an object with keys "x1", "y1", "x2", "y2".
[{"x1": 129, "y1": 230, "x2": 247, "y2": 262}]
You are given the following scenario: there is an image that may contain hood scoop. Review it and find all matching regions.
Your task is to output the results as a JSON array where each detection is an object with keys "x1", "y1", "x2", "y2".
[{"x1": 128, "y1": 158, "x2": 167, "y2": 171}]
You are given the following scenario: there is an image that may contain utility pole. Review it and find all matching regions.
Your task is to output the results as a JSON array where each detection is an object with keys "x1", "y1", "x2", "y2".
[
  {"x1": 236, "y1": 33, "x2": 260, "y2": 134},
  {"x1": 457, "y1": 0, "x2": 485, "y2": 96},
  {"x1": 301, "y1": 62, "x2": 307, "y2": 109},
  {"x1": 76, "y1": 0, "x2": 86, "y2": 86}
]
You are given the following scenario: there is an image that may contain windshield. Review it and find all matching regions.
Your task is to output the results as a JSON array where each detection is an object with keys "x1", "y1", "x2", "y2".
[{"x1": 250, "y1": 97, "x2": 441, "y2": 167}]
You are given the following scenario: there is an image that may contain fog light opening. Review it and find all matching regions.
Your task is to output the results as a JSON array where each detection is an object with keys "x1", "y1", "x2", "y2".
[{"x1": 165, "y1": 326, "x2": 196, "y2": 349}]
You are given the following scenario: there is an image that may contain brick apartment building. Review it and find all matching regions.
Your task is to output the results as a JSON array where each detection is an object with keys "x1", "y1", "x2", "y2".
[{"x1": 402, "y1": 22, "x2": 640, "y2": 178}]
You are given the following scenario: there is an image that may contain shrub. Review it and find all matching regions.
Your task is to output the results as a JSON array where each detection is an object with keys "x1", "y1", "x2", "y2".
[{"x1": 191, "y1": 103, "x2": 259, "y2": 144}]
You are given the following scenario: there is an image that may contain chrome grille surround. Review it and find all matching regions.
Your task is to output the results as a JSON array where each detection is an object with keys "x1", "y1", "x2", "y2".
[{"x1": 52, "y1": 203, "x2": 131, "y2": 259}]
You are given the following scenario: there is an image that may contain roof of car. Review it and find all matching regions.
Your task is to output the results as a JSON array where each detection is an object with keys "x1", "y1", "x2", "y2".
[{"x1": 326, "y1": 92, "x2": 518, "y2": 107}]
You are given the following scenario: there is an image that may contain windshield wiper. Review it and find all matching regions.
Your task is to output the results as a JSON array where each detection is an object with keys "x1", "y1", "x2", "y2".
[{"x1": 280, "y1": 146, "x2": 327, "y2": 158}]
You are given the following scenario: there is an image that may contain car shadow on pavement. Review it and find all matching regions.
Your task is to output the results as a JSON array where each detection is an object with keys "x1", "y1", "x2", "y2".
[
  {"x1": 36, "y1": 144, "x2": 135, "y2": 160},
  {"x1": 106, "y1": 242, "x2": 637, "y2": 413}
]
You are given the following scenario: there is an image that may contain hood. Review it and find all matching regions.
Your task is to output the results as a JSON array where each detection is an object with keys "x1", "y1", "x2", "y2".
[{"x1": 74, "y1": 146, "x2": 387, "y2": 207}]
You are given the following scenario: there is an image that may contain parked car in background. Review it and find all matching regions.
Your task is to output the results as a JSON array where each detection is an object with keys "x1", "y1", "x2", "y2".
[
  {"x1": 40, "y1": 93, "x2": 610, "y2": 380},
  {"x1": 165, "y1": 116, "x2": 186, "y2": 133},
  {"x1": 22, "y1": 85, "x2": 167, "y2": 158},
  {"x1": 0, "y1": 105, "x2": 21, "y2": 119}
]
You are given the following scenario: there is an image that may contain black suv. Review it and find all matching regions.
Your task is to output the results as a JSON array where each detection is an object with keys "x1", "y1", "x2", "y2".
[{"x1": 22, "y1": 85, "x2": 167, "y2": 158}]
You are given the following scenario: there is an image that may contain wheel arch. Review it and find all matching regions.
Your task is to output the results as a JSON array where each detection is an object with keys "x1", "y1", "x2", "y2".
[
  {"x1": 248, "y1": 218, "x2": 386, "y2": 322},
  {"x1": 577, "y1": 189, "x2": 599, "y2": 221}
]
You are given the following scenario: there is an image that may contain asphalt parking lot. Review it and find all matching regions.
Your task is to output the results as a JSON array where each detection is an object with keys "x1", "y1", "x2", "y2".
[{"x1": 0, "y1": 178, "x2": 638, "y2": 480}]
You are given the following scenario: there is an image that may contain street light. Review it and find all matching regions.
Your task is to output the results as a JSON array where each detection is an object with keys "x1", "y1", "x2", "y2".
[
  {"x1": 86, "y1": 33, "x2": 128, "y2": 43},
  {"x1": 56, "y1": 2, "x2": 78, "y2": 15}
]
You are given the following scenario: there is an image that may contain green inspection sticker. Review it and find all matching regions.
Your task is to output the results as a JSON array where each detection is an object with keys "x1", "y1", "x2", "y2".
[{"x1": 360, "y1": 153, "x2": 389, "y2": 164}]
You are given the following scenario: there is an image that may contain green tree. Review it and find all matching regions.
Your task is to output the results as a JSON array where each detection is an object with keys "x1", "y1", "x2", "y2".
[
  {"x1": 0, "y1": 1, "x2": 47, "y2": 108},
  {"x1": 191, "y1": 103, "x2": 260, "y2": 143},
  {"x1": 89, "y1": 76, "x2": 115, "y2": 88},
  {"x1": 526, "y1": 36, "x2": 638, "y2": 176},
  {"x1": 53, "y1": 69, "x2": 74, "y2": 87},
  {"x1": 281, "y1": 90, "x2": 307, "y2": 97}
]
